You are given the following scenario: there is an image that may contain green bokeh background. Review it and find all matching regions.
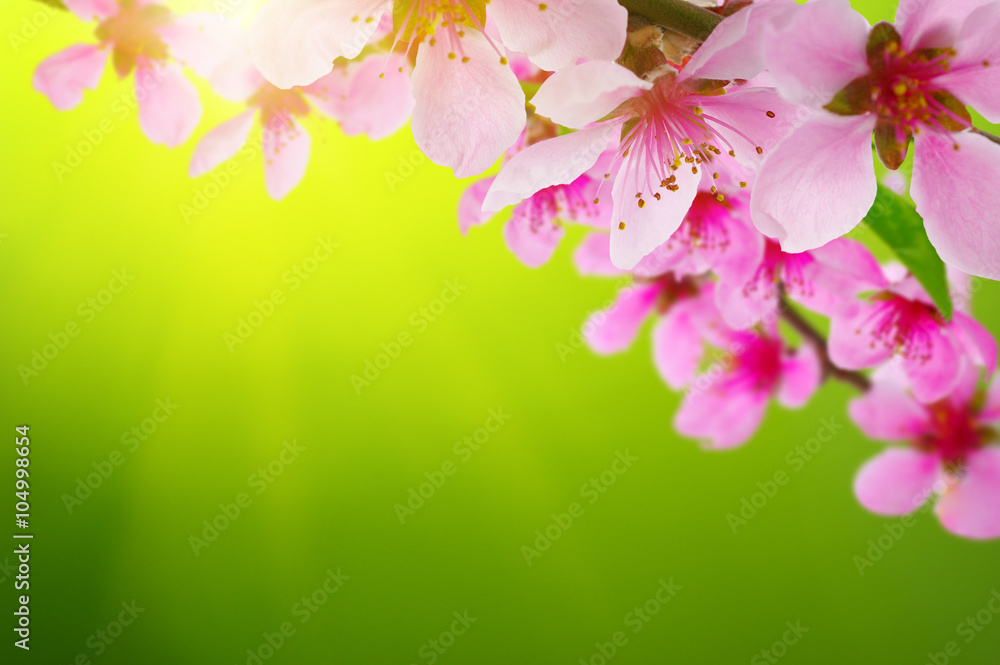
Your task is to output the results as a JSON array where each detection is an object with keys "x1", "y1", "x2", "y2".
[{"x1": 3, "y1": 1, "x2": 1000, "y2": 663}]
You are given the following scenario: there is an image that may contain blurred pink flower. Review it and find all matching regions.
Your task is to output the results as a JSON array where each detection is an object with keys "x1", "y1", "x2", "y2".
[
  {"x1": 828, "y1": 270, "x2": 997, "y2": 404},
  {"x1": 190, "y1": 29, "x2": 412, "y2": 200},
  {"x1": 851, "y1": 364, "x2": 1000, "y2": 539},
  {"x1": 33, "y1": 0, "x2": 231, "y2": 147}
]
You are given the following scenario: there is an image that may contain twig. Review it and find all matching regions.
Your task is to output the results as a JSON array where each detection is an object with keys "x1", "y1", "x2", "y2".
[
  {"x1": 618, "y1": 0, "x2": 722, "y2": 41},
  {"x1": 778, "y1": 296, "x2": 872, "y2": 393},
  {"x1": 972, "y1": 127, "x2": 1000, "y2": 146}
]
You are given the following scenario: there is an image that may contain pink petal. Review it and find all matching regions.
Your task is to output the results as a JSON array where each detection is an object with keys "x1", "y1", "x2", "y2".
[
  {"x1": 483, "y1": 123, "x2": 619, "y2": 212},
  {"x1": 159, "y1": 13, "x2": 244, "y2": 78},
  {"x1": 583, "y1": 283, "x2": 661, "y2": 354},
  {"x1": 901, "y1": 324, "x2": 961, "y2": 404},
  {"x1": 675, "y1": 385, "x2": 770, "y2": 449},
  {"x1": 763, "y1": 0, "x2": 870, "y2": 106},
  {"x1": 807, "y1": 237, "x2": 890, "y2": 294},
  {"x1": 189, "y1": 110, "x2": 255, "y2": 177},
  {"x1": 609, "y1": 152, "x2": 700, "y2": 269},
  {"x1": 912, "y1": 130, "x2": 1000, "y2": 280},
  {"x1": 263, "y1": 116, "x2": 311, "y2": 200},
  {"x1": 33, "y1": 44, "x2": 107, "y2": 111},
  {"x1": 895, "y1": 0, "x2": 995, "y2": 51},
  {"x1": 935, "y1": 447, "x2": 1000, "y2": 539},
  {"x1": 491, "y1": 0, "x2": 627, "y2": 72},
  {"x1": 573, "y1": 233, "x2": 623, "y2": 277},
  {"x1": 946, "y1": 357, "x2": 983, "y2": 410},
  {"x1": 652, "y1": 298, "x2": 709, "y2": 390},
  {"x1": 327, "y1": 54, "x2": 413, "y2": 140},
  {"x1": 530, "y1": 60, "x2": 650, "y2": 130},
  {"x1": 683, "y1": 2, "x2": 799, "y2": 81},
  {"x1": 952, "y1": 311, "x2": 998, "y2": 375},
  {"x1": 136, "y1": 62, "x2": 202, "y2": 147},
  {"x1": 302, "y1": 68, "x2": 353, "y2": 118},
  {"x1": 503, "y1": 211, "x2": 564, "y2": 268},
  {"x1": 854, "y1": 448, "x2": 940, "y2": 515},
  {"x1": 776, "y1": 343, "x2": 822, "y2": 408},
  {"x1": 750, "y1": 112, "x2": 878, "y2": 252},
  {"x1": 848, "y1": 378, "x2": 929, "y2": 441},
  {"x1": 63, "y1": 0, "x2": 117, "y2": 21},
  {"x1": 828, "y1": 300, "x2": 894, "y2": 370},
  {"x1": 458, "y1": 177, "x2": 496, "y2": 234},
  {"x1": 410, "y1": 30, "x2": 525, "y2": 178},
  {"x1": 248, "y1": 0, "x2": 386, "y2": 88},
  {"x1": 933, "y1": 3, "x2": 1000, "y2": 123},
  {"x1": 696, "y1": 87, "x2": 804, "y2": 171}
]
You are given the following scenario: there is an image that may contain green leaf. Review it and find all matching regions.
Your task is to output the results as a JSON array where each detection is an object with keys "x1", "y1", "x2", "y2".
[{"x1": 863, "y1": 184, "x2": 953, "y2": 320}]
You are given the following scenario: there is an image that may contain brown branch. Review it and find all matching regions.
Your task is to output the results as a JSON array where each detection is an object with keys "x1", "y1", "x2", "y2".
[
  {"x1": 33, "y1": 0, "x2": 66, "y2": 8},
  {"x1": 618, "y1": 0, "x2": 723, "y2": 41},
  {"x1": 972, "y1": 127, "x2": 1000, "y2": 146},
  {"x1": 778, "y1": 296, "x2": 872, "y2": 393}
]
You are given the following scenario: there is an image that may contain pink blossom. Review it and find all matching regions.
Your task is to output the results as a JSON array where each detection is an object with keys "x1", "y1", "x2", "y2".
[
  {"x1": 247, "y1": 0, "x2": 628, "y2": 177},
  {"x1": 828, "y1": 270, "x2": 997, "y2": 404},
  {"x1": 33, "y1": 0, "x2": 230, "y2": 147},
  {"x1": 752, "y1": 0, "x2": 1000, "y2": 279},
  {"x1": 482, "y1": 36, "x2": 800, "y2": 269},
  {"x1": 851, "y1": 364, "x2": 1000, "y2": 539},
  {"x1": 191, "y1": 31, "x2": 412, "y2": 200},
  {"x1": 676, "y1": 316, "x2": 822, "y2": 449}
]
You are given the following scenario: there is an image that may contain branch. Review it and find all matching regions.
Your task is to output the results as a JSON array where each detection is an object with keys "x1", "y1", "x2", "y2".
[
  {"x1": 972, "y1": 127, "x2": 1000, "y2": 146},
  {"x1": 33, "y1": 0, "x2": 66, "y2": 8},
  {"x1": 618, "y1": 0, "x2": 723, "y2": 41},
  {"x1": 778, "y1": 296, "x2": 872, "y2": 393}
]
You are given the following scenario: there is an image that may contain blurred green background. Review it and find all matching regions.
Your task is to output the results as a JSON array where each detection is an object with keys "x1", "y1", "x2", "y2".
[{"x1": 3, "y1": 0, "x2": 1000, "y2": 663}]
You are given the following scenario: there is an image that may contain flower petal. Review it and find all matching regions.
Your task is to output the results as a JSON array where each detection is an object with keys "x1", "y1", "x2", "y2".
[
  {"x1": 854, "y1": 448, "x2": 939, "y2": 515},
  {"x1": 248, "y1": 0, "x2": 386, "y2": 88},
  {"x1": 335, "y1": 54, "x2": 413, "y2": 139},
  {"x1": 189, "y1": 110, "x2": 256, "y2": 177},
  {"x1": 763, "y1": 0, "x2": 870, "y2": 106},
  {"x1": 895, "y1": 0, "x2": 995, "y2": 51},
  {"x1": 750, "y1": 112, "x2": 877, "y2": 252},
  {"x1": 583, "y1": 283, "x2": 661, "y2": 354},
  {"x1": 530, "y1": 60, "x2": 650, "y2": 130},
  {"x1": 263, "y1": 116, "x2": 311, "y2": 200},
  {"x1": 912, "y1": 130, "x2": 1000, "y2": 280},
  {"x1": 683, "y1": 1, "x2": 800, "y2": 82},
  {"x1": 652, "y1": 296, "x2": 713, "y2": 390},
  {"x1": 574, "y1": 233, "x2": 623, "y2": 277},
  {"x1": 491, "y1": 0, "x2": 627, "y2": 72},
  {"x1": 776, "y1": 343, "x2": 822, "y2": 408},
  {"x1": 933, "y1": 3, "x2": 1000, "y2": 123},
  {"x1": 458, "y1": 176, "x2": 496, "y2": 234},
  {"x1": 848, "y1": 376, "x2": 929, "y2": 441},
  {"x1": 503, "y1": 209, "x2": 564, "y2": 268},
  {"x1": 159, "y1": 13, "x2": 244, "y2": 78},
  {"x1": 32, "y1": 44, "x2": 107, "y2": 111},
  {"x1": 935, "y1": 447, "x2": 1000, "y2": 539},
  {"x1": 609, "y1": 152, "x2": 700, "y2": 269},
  {"x1": 136, "y1": 61, "x2": 202, "y2": 147},
  {"x1": 64, "y1": 0, "x2": 117, "y2": 21},
  {"x1": 483, "y1": 123, "x2": 618, "y2": 211},
  {"x1": 952, "y1": 311, "x2": 998, "y2": 375},
  {"x1": 675, "y1": 385, "x2": 770, "y2": 449},
  {"x1": 901, "y1": 324, "x2": 961, "y2": 404},
  {"x1": 410, "y1": 30, "x2": 525, "y2": 178},
  {"x1": 828, "y1": 300, "x2": 894, "y2": 370}
]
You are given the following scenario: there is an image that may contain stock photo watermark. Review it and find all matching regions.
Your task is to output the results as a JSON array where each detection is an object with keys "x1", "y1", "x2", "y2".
[
  {"x1": 750, "y1": 621, "x2": 809, "y2": 664},
  {"x1": 62, "y1": 397, "x2": 179, "y2": 514},
  {"x1": 409, "y1": 611, "x2": 477, "y2": 665},
  {"x1": 17, "y1": 269, "x2": 134, "y2": 385},
  {"x1": 189, "y1": 439, "x2": 305, "y2": 556},
  {"x1": 394, "y1": 408, "x2": 511, "y2": 524},
  {"x1": 726, "y1": 417, "x2": 844, "y2": 534},
  {"x1": 579, "y1": 578, "x2": 682, "y2": 665},
  {"x1": 521, "y1": 449, "x2": 638, "y2": 566},
  {"x1": 350, "y1": 278, "x2": 467, "y2": 394},
  {"x1": 223, "y1": 236, "x2": 339, "y2": 352}
]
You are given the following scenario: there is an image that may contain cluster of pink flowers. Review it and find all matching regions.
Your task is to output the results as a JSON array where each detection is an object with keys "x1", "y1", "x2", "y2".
[{"x1": 31, "y1": 0, "x2": 1000, "y2": 537}]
